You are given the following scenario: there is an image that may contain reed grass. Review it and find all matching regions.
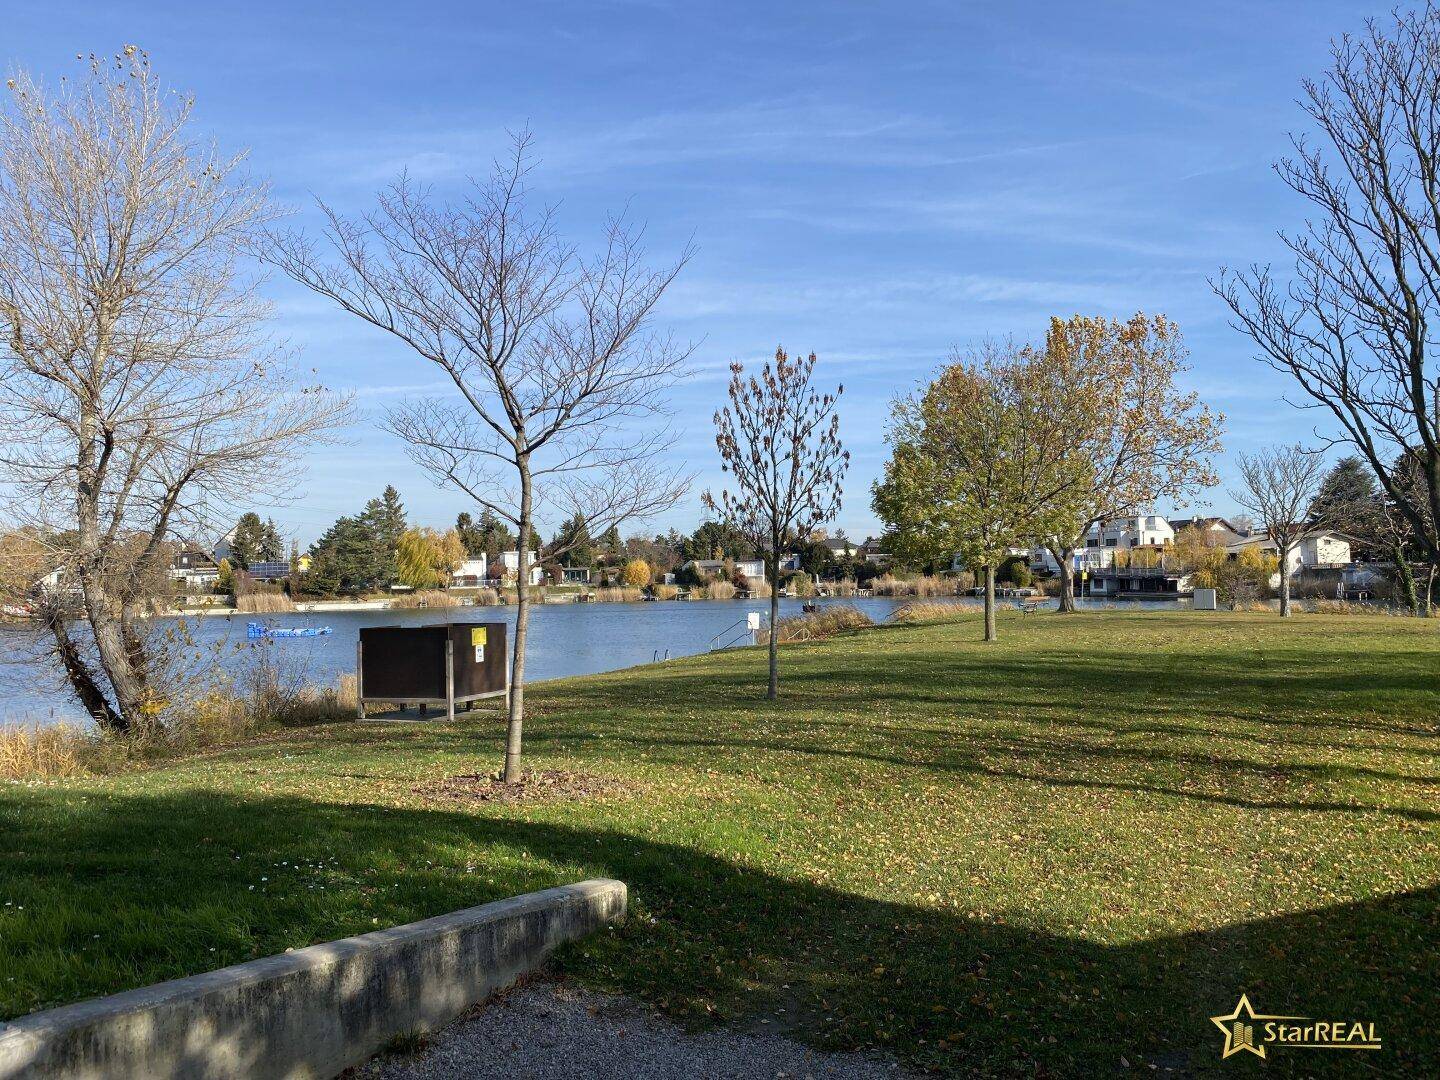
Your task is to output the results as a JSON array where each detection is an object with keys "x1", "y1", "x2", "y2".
[
  {"x1": 0, "y1": 670, "x2": 360, "y2": 780},
  {"x1": 1308, "y1": 598, "x2": 1397, "y2": 616},
  {"x1": 236, "y1": 592, "x2": 296, "y2": 613},
  {"x1": 870, "y1": 574, "x2": 952, "y2": 597},
  {"x1": 652, "y1": 584, "x2": 678, "y2": 600},
  {"x1": 759, "y1": 603, "x2": 874, "y2": 644},
  {"x1": 0, "y1": 723, "x2": 89, "y2": 780},
  {"x1": 388, "y1": 589, "x2": 460, "y2": 609},
  {"x1": 586, "y1": 586, "x2": 640, "y2": 602},
  {"x1": 891, "y1": 600, "x2": 973, "y2": 624}
]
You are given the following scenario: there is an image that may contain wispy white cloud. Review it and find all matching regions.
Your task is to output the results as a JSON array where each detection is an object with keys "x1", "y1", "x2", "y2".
[
  {"x1": 659, "y1": 270, "x2": 1175, "y2": 322},
  {"x1": 267, "y1": 96, "x2": 1097, "y2": 195}
]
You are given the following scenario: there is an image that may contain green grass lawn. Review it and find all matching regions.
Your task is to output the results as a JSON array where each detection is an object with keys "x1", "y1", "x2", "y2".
[{"x1": 2, "y1": 611, "x2": 1437, "y2": 1075}]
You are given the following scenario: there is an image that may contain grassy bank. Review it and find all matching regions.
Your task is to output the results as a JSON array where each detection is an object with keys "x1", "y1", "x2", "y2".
[{"x1": 1, "y1": 611, "x2": 1437, "y2": 1075}]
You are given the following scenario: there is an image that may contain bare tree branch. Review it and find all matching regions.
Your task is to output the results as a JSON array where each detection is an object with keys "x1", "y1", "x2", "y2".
[
  {"x1": 702, "y1": 347, "x2": 848, "y2": 699},
  {"x1": 1229, "y1": 444, "x2": 1328, "y2": 616},
  {"x1": 0, "y1": 48, "x2": 350, "y2": 732},
  {"x1": 1214, "y1": 6, "x2": 1440, "y2": 569},
  {"x1": 264, "y1": 131, "x2": 692, "y2": 780}
]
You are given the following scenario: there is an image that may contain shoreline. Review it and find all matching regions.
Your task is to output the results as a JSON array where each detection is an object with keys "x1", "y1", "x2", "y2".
[{"x1": 168, "y1": 593, "x2": 842, "y2": 616}]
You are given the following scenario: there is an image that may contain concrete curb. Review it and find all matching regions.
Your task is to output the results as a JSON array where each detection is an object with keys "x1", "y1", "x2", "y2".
[{"x1": 0, "y1": 878, "x2": 627, "y2": 1080}]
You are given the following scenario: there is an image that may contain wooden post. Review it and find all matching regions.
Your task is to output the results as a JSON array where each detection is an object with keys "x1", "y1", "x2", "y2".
[
  {"x1": 355, "y1": 639, "x2": 365, "y2": 720},
  {"x1": 445, "y1": 636, "x2": 456, "y2": 723}
]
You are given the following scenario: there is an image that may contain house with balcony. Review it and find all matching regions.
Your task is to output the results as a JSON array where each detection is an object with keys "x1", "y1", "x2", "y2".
[
  {"x1": 1085, "y1": 563, "x2": 1192, "y2": 597},
  {"x1": 1070, "y1": 514, "x2": 1184, "y2": 596},
  {"x1": 494, "y1": 550, "x2": 543, "y2": 587},
  {"x1": 169, "y1": 549, "x2": 220, "y2": 589},
  {"x1": 1168, "y1": 515, "x2": 1248, "y2": 545},
  {"x1": 681, "y1": 557, "x2": 767, "y2": 584},
  {"x1": 1023, "y1": 514, "x2": 1179, "y2": 577},
  {"x1": 1081, "y1": 514, "x2": 1175, "y2": 563},
  {"x1": 1226, "y1": 530, "x2": 1352, "y2": 574},
  {"x1": 860, "y1": 537, "x2": 892, "y2": 565},
  {"x1": 451, "y1": 556, "x2": 488, "y2": 587}
]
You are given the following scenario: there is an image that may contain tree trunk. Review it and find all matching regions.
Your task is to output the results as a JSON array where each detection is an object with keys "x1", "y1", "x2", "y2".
[
  {"x1": 503, "y1": 466, "x2": 532, "y2": 783},
  {"x1": 1391, "y1": 542, "x2": 1420, "y2": 615},
  {"x1": 983, "y1": 563, "x2": 997, "y2": 641},
  {"x1": 79, "y1": 574, "x2": 151, "y2": 729},
  {"x1": 767, "y1": 550, "x2": 780, "y2": 701},
  {"x1": 1277, "y1": 545, "x2": 1292, "y2": 617},
  {"x1": 38, "y1": 599, "x2": 124, "y2": 731},
  {"x1": 1425, "y1": 563, "x2": 1437, "y2": 618},
  {"x1": 1055, "y1": 547, "x2": 1077, "y2": 613}
]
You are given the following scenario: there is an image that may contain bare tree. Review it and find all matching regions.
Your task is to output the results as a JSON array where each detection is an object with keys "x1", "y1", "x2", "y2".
[
  {"x1": 0, "y1": 526, "x2": 122, "y2": 727},
  {"x1": 0, "y1": 48, "x2": 347, "y2": 733},
  {"x1": 1213, "y1": 5, "x2": 1440, "y2": 572},
  {"x1": 704, "y1": 348, "x2": 847, "y2": 699},
  {"x1": 1230, "y1": 445, "x2": 1327, "y2": 616},
  {"x1": 1381, "y1": 449, "x2": 1439, "y2": 613},
  {"x1": 265, "y1": 135, "x2": 691, "y2": 782}
]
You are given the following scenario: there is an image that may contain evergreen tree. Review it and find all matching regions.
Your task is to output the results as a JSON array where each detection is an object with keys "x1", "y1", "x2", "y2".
[
  {"x1": 599, "y1": 524, "x2": 623, "y2": 565},
  {"x1": 356, "y1": 486, "x2": 406, "y2": 589},
  {"x1": 1310, "y1": 456, "x2": 1385, "y2": 560},
  {"x1": 550, "y1": 512, "x2": 595, "y2": 566},
  {"x1": 680, "y1": 520, "x2": 754, "y2": 562},
  {"x1": 456, "y1": 508, "x2": 516, "y2": 562},
  {"x1": 368, "y1": 486, "x2": 407, "y2": 549},
  {"x1": 455, "y1": 512, "x2": 484, "y2": 558},
  {"x1": 229, "y1": 512, "x2": 266, "y2": 569},
  {"x1": 307, "y1": 514, "x2": 377, "y2": 595},
  {"x1": 230, "y1": 512, "x2": 287, "y2": 567},
  {"x1": 259, "y1": 518, "x2": 285, "y2": 563}
]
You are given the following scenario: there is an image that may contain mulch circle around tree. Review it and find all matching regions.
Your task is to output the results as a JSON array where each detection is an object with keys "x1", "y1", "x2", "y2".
[{"x1": 411, "y1": 769, "x2": 631, "y2": 804}]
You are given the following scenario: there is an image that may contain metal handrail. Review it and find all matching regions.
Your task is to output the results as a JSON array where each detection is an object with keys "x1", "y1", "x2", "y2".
[{"x1": 708, "y1": 617, "x2": 750, "y2": 649}]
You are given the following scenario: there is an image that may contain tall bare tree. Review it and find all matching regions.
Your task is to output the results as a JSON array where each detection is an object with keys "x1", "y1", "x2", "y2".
[
  {"x1": 1037, "y1": 315, "x2": 1223, "y2": 611},
  {"x1": 1381, "y1": 449, "x2": 1439, "y2": 613},
  {"x1": 1214, "y1": 5, "x2": 1440, "y2": 574},
  {"x1": 0, "y1": 48, "x2": 347, "y2": 732},
  {"x1": 1230, "y1": 444, "x2": 1327, "y2": 617},
  {"x1": 266, "y1": 135, "x2": 690, "y2": 781},
  {"x1": 704, "y1": 348, "x2": 847, "y2": 699}
]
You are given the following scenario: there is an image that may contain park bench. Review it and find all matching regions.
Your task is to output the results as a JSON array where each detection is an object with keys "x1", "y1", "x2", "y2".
[{"x1": 1015, "y1": 599, "x2": 1042, "y2": 615}]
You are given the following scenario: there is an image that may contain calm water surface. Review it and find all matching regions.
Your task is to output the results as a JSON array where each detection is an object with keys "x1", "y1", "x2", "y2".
[{"x1": 0, "y1": 595, "x2": 1187, "y2": 726}]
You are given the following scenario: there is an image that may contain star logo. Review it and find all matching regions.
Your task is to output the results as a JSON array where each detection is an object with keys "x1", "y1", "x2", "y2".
[{"x1": 1210, "y1": 995, "x2": 1305, "y2": 1059}]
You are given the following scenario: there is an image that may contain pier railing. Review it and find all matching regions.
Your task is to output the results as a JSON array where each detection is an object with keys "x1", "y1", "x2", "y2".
[{"x1": 709, "y1": 617, "x2": 757, "y2": 651}]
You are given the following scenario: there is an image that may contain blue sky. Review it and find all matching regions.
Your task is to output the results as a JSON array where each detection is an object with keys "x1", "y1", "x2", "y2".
[{"x1": 6, "y1": 1, "x2": 1397, "y2": 545}]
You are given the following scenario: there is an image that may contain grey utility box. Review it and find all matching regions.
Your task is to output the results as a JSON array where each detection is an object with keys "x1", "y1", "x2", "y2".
[
  {"x1": 356, "y1": 623, "x2": 508, "y2": 720},
  {"x1": 1192, "y1": 588, "x2": 1218, "y2": 611}
]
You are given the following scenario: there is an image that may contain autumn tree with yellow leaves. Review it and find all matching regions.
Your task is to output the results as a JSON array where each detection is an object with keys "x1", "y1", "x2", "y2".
[{"x1": 1036, "y1": 315, "x2": 1223, "y2": 612}]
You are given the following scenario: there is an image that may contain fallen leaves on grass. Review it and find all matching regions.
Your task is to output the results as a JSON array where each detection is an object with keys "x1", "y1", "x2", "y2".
[{"x1": 411, "y1": 768, "x2": 633, "y2": 804}]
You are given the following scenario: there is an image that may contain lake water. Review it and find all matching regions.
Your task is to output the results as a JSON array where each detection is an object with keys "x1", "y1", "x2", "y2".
[{"x1": 0, "y1": 595, "x2": 1188, "y2": 726}]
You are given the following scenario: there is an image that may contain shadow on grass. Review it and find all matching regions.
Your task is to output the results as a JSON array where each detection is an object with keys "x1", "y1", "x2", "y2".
[{"x1": 1, "y1": 788, "x2": 1433, "y2": 1076}]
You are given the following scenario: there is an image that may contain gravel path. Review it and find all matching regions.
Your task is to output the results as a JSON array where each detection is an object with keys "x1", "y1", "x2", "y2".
[{"x1": 353, "y1": 980, "x2": 915, "y2": 1080}]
